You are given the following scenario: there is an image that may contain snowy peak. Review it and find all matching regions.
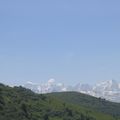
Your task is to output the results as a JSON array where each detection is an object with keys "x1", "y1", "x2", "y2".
[
  {"x1": 24, "y1": 79, "x2": 67, "y2": 93},
  {"x1": 93, "y1": 80, "x2": 120, "y2": 91},
  {"x1": 92, "y1": 80, "x2": 120, "y2": 102},
  {"x1": 74, "y1": 83, "x2": 92, "y2": 92}
]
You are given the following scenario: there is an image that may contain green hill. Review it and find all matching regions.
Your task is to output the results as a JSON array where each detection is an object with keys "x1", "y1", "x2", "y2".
[
  {"x1": 48, "y1": 92, "x2": 120, "y2": 118},
  {"x1": 0, "y1": 83, "x2": 119, "y2": 120}
]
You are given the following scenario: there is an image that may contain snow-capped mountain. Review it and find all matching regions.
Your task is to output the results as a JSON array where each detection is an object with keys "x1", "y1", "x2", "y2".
[
  {"x1": 92, "y1": 80, "x2": 120, "y2": 102},
  {"x1": 23, "y1": 79, "x2": 67, "y2": 93},
  {"x1": 73, "y1": 83, "x2": 93, "y2": 95},
  {"x1": 93, "y1": 80, "x2": 119, "y2": 92},
  {"x1": 74, "y1": 83, "x2": 92, "y2": 91},
  {"x1": 23, "y1": 79, "x2": 120, "y2": 102}
]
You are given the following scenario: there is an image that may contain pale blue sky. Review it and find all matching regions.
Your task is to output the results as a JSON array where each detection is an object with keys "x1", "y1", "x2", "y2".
[{"x1": 0, "y1": 0, "x2": 120, "y2": 85}]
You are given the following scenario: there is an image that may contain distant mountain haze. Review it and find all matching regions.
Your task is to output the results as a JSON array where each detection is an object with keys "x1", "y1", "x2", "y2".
[{"x1": 23, "y1": 79, "x2": 120, "y2": 103}]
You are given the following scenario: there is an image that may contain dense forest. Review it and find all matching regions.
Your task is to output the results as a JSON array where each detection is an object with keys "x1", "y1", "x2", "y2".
[{"x1": 0, "y1": 83, "x2": 120, "y2": 120}]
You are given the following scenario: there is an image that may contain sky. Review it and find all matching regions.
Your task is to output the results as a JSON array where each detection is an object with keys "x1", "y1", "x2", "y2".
[{"x1": 0, "y1": 0, "x2": 120, "y2": 86}]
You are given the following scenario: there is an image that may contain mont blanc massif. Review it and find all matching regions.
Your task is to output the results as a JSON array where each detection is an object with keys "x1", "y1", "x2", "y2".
[{"x1": 23, "y1": 79, "x2": 120, "y2": 103}]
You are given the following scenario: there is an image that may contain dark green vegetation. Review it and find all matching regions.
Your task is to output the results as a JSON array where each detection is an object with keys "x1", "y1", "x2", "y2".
[
  {"x1": 0, "y1": 83, "x2": 120, "y2": 120},
  {"x1": 48, "y1": 92, "x2": 120, "y2": 118}
]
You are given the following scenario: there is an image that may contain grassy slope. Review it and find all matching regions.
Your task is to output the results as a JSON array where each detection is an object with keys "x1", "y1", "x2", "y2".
[
  {"x1": 0, "y1": 84, "x2": 119, "y2": 120},
  {"x1": 47, "y1": 92, "x2": 120, "y2": 118}
]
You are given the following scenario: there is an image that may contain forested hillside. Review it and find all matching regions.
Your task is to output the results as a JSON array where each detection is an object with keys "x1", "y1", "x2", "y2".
[
  {"x1": 48, "y1": 92, "x2": 120, "y2": 118},
  {"x1": 0, "y1": 83, "x2": 119, "y2": 120}
]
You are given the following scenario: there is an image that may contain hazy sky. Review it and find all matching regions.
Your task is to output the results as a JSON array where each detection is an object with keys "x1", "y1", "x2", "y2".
[{"x1": 0, "y1": 0, "x2": 120, "y2": 85}]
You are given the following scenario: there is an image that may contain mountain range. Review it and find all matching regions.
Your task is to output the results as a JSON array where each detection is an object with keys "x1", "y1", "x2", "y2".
[
  {"x1": 23, "y1": 79, "x2": 120, "y2": 103},
  {"x1": 1, "y1": 83, "x2": 120, "y2": 120}
]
